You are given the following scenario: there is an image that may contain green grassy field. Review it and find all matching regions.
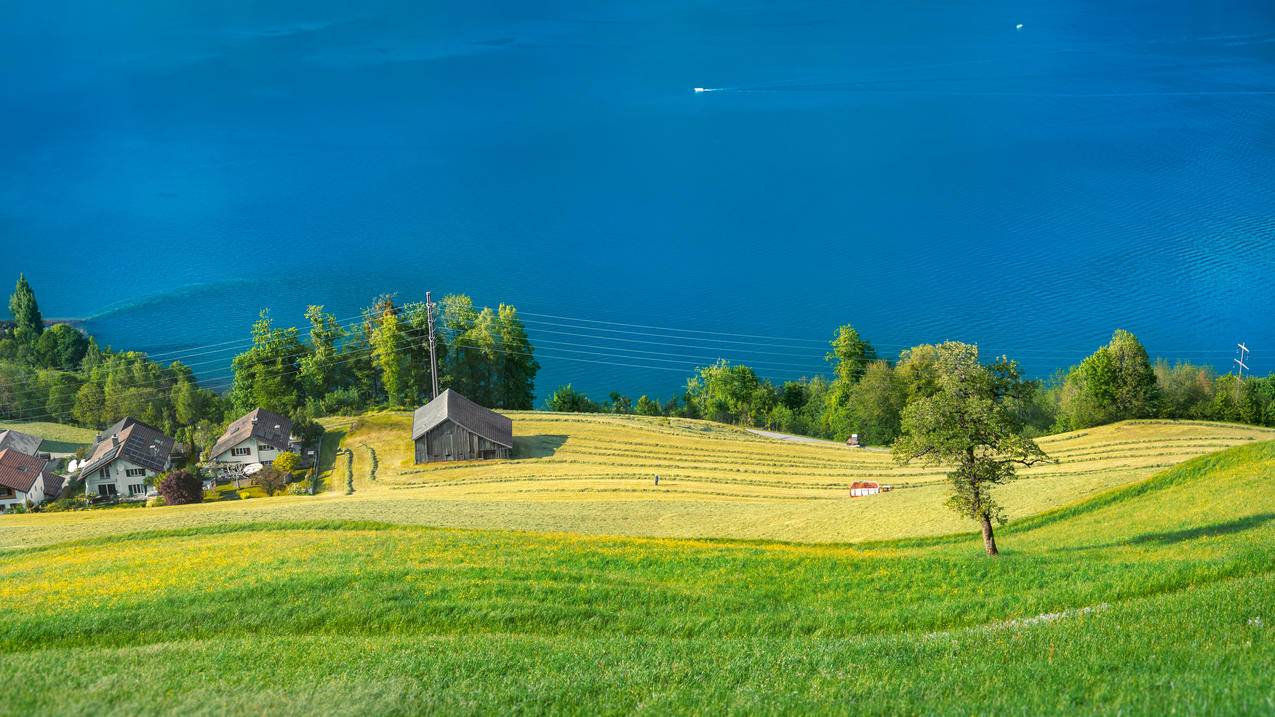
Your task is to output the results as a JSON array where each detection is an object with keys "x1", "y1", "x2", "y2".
[
  {"x1": 0, "y1": 415, "x2": 1272, "y2": 714},
  {"x1": 0, "y1": 420, "x2": 96, "y2": 454},
  {"x1": 0, "y1": 438, "x2": 1271, "y2": 714},
  {"x1": 3, "y1": 414, "x2": 1269, "y2": 551}
]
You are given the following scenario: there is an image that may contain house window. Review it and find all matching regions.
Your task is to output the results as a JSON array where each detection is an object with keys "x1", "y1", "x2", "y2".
[
  {"x1": 99, "y1": 467, "x2": 111, "y2": 479},
  {"x1": 128, "y1": 484, "x2": 146, "y2": 496},
  {"x1": 231, "y1": 447, "x2": 251, "y2": 457},
  {"x1": 258, "y1": 443, "x2": 275, "y2": 452},
  {"x1": 98, "y1": 484, "x2": 118, "y2": 497},
  {"x1": 125, "y1": 468, "x2": 146, "y2": 478}
]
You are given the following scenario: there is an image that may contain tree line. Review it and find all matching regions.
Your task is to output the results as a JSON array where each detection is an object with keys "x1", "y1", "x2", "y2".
[
  {"x1": 0, "y1": 275, "x2": 539, "y2": 458},
  {"x1": 548, "y1": 326, "x2": 1275, "y2": 442},
  {"x1": 227, "y1": 293, "x2": 539, "y2": 421}
]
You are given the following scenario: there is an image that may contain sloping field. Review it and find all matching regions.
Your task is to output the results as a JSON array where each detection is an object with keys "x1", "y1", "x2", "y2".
[
  {"x1": 0, "y1": 420, "x2": 96, "y2": 454},
  {"x1": 3, "y1": 415, "x2": 1270, "y2": 551},
  {"x1": 0, "y1": 440, "x2": 1271, "y2": 715},
  {"x1": 318, "y1": 412, "x2": 1275, "y2": 541}
]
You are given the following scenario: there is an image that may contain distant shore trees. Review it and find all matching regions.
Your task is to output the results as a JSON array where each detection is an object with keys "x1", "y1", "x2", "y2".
[
  {"x1": 227, "y1": 293, "x2": 539, "y2": 422},
  {"x1": 0, "y1": 276, "x2": 539, "y2": 445},
  {"x1": 0, "y1": 276, "x2": 228, "y2": 438},
  {"x1": 548, "y1": 326, "x2": 1275, "y2": 443},
  {"x1": 2, "y1": 272, "x2": 1273, "y2": 447}
]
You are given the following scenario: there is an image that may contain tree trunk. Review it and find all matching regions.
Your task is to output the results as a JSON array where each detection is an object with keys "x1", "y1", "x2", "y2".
[{"x1": 980, "y1": 513, "x2": 999, "y2": 556}]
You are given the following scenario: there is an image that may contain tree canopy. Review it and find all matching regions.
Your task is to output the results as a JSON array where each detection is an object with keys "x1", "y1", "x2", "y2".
[
  {"x1": 892, "y1": 342, "x2": 1050, "y2": 555},
  {"x1": 1060, "y1": 329, "x2": 1159, "y2": 428},
  {"x1": 8, "y1": 274, "x2": 43, "y2": 341}
]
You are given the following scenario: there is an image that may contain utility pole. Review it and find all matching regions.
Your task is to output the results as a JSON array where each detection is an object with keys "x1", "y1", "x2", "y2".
[
  {"x1": 1235, "y1": 342, "x2": 1250, "y2": 381},
  {"x1": 426, "y1": 291, "x2": 440, "y2": 399}
]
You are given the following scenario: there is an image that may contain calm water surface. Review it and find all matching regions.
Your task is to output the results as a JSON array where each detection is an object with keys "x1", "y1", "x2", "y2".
[{"x1": 2, "y1": 1, "x2": 1273, "y2": 398}]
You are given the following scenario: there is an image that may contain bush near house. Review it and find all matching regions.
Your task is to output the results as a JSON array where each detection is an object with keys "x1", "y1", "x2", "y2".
[
  {"x1": 257, "y1": 467, "x2": 288, "y2": 496},
  {"x1": 158, "y1": 470, "x2": 203, "y2": 505}
]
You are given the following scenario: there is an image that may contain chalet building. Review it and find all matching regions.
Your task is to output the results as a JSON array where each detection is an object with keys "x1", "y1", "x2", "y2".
[
  {"x1": 79, "y1": 417, "x2": 174, "y2": 500},
  {"x1": 209, "y1": 408, "x2": 293, "y2": 465},
  {"x1": 412, "y1": 390, "x2": 513, "y2": 463},
  {"x1": 0, "y1": 429, "x2": 41, "y2": 456},
  {"x1": 0, "y1": 449, "x2": 59, "y2": 511}
]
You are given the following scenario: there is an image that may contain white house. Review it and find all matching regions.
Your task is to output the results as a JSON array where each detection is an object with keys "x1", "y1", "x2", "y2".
[
  {"x1": 0, "y1": 448, "x2": 58, "y2": 512},
  {"x1": 78, "y1": 417, "x2": 175, "y2": 500},
  {"x1": 209, "y1": 408, "x2": 293, "y2": 466},
  {"x1": 850, "y1": 481, "x2": 882, "y2": 498}
]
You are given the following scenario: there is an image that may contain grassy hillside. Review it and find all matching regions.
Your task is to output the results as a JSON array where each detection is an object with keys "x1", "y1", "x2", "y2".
[
  {"x1": 319, "y1": 412, "x2": 1274, "y2": 542},
  {"x1": 0, "y1": 420, "x2": 96, "y2": 454},
  {"x1": 2, "y1": 414, "x2": 1269, "y2": 552},
  {"x1": 0, "y1": 440, "x2": 1271, "y2": 715}
]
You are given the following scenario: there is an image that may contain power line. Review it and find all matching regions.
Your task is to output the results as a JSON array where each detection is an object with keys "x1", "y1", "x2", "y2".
[
  {"x1": 516, "y1": 310, "x2": 834, "y2": 345},
  {"x1": 0, "y1": 320, "x2": 831, "y2": 424}
]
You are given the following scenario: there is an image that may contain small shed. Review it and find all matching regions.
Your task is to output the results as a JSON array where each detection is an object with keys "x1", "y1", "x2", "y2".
[
  {"x1": 412, "y1": 390, "x2": 513, "y2": 463},
  {"x1": 850, "y1": 481, "x2": 880, "y2": 498}
]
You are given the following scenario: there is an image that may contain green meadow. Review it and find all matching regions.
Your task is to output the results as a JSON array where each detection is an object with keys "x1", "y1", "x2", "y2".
[
  {"x1": 0, "y1": 420, "x2": 96, "y2": 454},
  {"x1": 0, "y1": 414, "x2": 1272, "y2": 714}
]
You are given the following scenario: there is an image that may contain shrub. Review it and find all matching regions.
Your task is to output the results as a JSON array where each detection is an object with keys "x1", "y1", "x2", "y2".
[
  {"x1": 363, "y1": 444, "x2": 378, "y2": 481},
  {"x1": 273, "y1": 451, "x2": 300, "y2": 475},
  {"x1": 42, "y1": 494, "x2": 89, "y2": 512},
  {"x1": 344, "y1": 450, "x2": 354, "y2": 494},
  {"x1": 286, "y1": 481, "x2": 311, "y2": 496},
  {"x1": 257, "y1": 466, "x2": 287, "y2": 496},
  {"x1": 145, "y1": 496, "x2": 167, "y2": 508},
  {"x1": 158, "y1": 470, "x2": 203, "y2": 505}
]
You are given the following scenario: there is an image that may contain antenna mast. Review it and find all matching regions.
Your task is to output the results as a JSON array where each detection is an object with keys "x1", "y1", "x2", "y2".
[
  {"x1": 1235, "y1": 342, "x2": 1250, "y2": 381},
  {"x1": 426, "y1": 291, "x2": 440, "y2": 399}
]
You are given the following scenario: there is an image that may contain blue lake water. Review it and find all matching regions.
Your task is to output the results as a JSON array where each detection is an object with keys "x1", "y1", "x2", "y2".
[{"x1": 2, "y1": 0, "x2": 1273, "y2": 400}]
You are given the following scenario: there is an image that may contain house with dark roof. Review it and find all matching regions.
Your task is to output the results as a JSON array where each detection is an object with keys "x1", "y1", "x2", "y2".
[
  {"x1": 0, "y1": 429, "x2": 42, "y2": 457},
  {"x1": 209, "y1": 408, "x2": 293, "y2": 466},
  {"x1": 0, "y1": 448, "x2": 59, "y2": 511},
  {"x1": 78, "y1": 417, "x2": 175, "y2": 500},
  {"x1": 412, "y1": 390, "x2": 513, "y2": 463}
]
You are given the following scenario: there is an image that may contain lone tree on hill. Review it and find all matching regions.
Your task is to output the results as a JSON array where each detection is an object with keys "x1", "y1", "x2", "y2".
[{"x1": 892, "y1": 342, "x2": 1050, "y2": 556}]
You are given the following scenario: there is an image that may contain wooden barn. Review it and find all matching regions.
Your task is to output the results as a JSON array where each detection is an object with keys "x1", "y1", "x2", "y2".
[{"x1": 412, "y1": 389, "x2": 514, "y2": 463}]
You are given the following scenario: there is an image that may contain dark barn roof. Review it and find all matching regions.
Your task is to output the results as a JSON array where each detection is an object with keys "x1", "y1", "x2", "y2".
[
  {"x1": 0, "y1": 429, "x2": 41, "y2": 456},
  {"x1": 412, "y1": 390, "x2": 513, "y2": 449},
  {"x1": 211, "y1": 408, "x2": 293, "y2": 459},
  {"x1": 79, "y1": 417, "x2": 174, "y2": 476},
  {"x1": 43, "y1": 472, "x2": 65, "y2": 500},
  {"x1": 0, "y1": 448, "x2": 50, "y2": 493}
]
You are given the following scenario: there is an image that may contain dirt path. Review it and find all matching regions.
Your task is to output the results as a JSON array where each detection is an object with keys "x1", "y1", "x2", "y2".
[{"x1": 745, "y1": 428, "x2": 845, "y2": 446}]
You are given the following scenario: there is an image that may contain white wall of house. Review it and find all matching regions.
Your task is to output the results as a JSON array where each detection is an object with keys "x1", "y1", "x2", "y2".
[
  {"x1": 0, "y1": 473, "x2": 46, "y2": 512},
  {"x1": 213, "y1": 438, "x2": 283, "y2": 465},
  {"x1": 85, "y1": 458, "x2": 158, "y2": 500}
]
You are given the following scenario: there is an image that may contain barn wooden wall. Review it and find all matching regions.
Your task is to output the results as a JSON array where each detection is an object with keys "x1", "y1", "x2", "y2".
[{"x1": 415, "y1": 420, "x2": 511, "y2": 463}]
